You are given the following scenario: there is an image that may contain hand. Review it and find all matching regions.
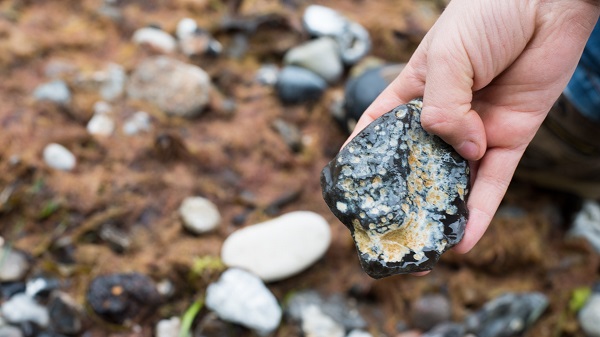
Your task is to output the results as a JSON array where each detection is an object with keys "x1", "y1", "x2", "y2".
[{"x1": 347, "y1": 0, "x2": 600, "y2": 254}]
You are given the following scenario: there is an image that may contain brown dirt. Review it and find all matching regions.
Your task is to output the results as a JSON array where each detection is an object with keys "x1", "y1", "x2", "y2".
[{"x1": 0, "y1": 1, "x2": 597, "y2": 336}]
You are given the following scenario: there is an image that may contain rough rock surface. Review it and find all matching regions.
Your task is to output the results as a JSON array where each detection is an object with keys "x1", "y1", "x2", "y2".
[{"x1": 321, "y1": 98, "x2": 469, "y2": 278}]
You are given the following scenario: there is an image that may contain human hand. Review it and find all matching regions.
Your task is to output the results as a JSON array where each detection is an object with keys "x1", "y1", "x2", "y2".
[{"x1": 347, "y1": 0, "x2": 600, "y2": 254}]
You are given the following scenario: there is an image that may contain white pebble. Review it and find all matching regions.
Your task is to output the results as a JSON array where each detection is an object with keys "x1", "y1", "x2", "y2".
[
  {"x1": 87, "y1": 114, "x2": 115, "y2": 136},
  {"x1": 1, "y1": 293, "x2": 49, "y2": 327},
  {"x1": 132, "y1": 27, "x2": 176, "y2": 53},
  {"x1": 43, "y1": 143, "x2": 76, "y2": 171},
  {"x1": 123, "y1": 111, "x2": 152, "y2": 135},
  {"x1": 179, "y1": 197, "x2": 221, "y2": 234},
  {"x1": 176, "y1": 18, "x2": 198, "y2": 40},
  {"x1": 156, "y1": 317, "x2": 180, "y2": 337}
]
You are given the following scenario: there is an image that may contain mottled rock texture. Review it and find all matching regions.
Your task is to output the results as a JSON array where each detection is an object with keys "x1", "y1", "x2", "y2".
[{"x1": 321, "y1": 99, "x2": 469, "y2": 278}]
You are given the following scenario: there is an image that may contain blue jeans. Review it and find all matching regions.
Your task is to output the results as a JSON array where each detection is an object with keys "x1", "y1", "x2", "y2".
[{"x1": 564, "y1": 22, "x2": 600, "y2": 122}]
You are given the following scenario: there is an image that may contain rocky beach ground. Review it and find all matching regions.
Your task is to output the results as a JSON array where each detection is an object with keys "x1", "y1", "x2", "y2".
[{"x1": 1, "y1": 0, "x2": 600, "y2": 336}]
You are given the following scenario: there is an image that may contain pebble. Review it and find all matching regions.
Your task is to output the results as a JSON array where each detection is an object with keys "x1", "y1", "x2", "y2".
[
  {"x1": 347, "y1": 330, "x2": 373, "y2": 337},
  {"x1": 86, "y1": 272, "x2": 161, "y2": 324},
  {"x1": 179, "y1": 197, "x2": 221, "y2": 234},
  {"x1": 0, "y1": 282, "x2": 26, "y2": 300},
  {"x1": 176, "y1": 18, "x2": 222, "y2": 56},
  {"x1": 301, "y1": 306, "x2": 345, "y2": 337},
  {"x1": 579, "y1": 293, "x2": 600, "y2": 337},
  {"x1": 205, "y1": 268, "x2": 282, "y2": 335},
  {"x1": 123, "y1": 111, "x2": 152, "y2": 135},
  {"x1": 194, "y1": 312, "x2": 243, "y2": 337},
  {"x1": 156, "y1": 317, "x2": 181, "y2": 337},
  {"x1": 48, "y1": 291, "x2": 82, "y2": 335},
  {"x1": 100, "y1": 63, "x2": 126, "y2": 101},
  {"x1": 0, "y1": 326, "x2": 24, "y2": 337},
  {"x1": 255, "y1": 64, "x2": 279, "y2": 86},
  {"x1": 87, "y1": 114, "x2": 115, "y2": 136},
  {"x1": 272, "y1": 119, "x2": 302, "y2": 152},
  {"x1": 568, "y1": 200, "x2": 600, "y2": 252},
  {"x1": 465, "y1": 292, "x2": 548, "y2": 337},
  {"x1": 283, "y1": 37, "x2": 342, "y2": 84},
  {"x1": 1, "y1": 293, "x2": 49, "y2": 327},
  {"x1": 321, "y1": 99, "x2": 469, "y2": 277},
  {"x1": 25, "y1": 276, "x2": 60, "y2": 297},
  {"x1": 275, "y1": 66, "x2": 328, "y2": 105},
  {"x1": 0, "y1": 249, "x2": 29, "y2": 282},
  {"x1": 127, "y1": 56, "x2": 211, "y2": 118},
  {"x1": 176, "y1": 18, "x2": 198, "y2": 40},
  {"x1": 343, "y1": 64, "x2": 404, "y2": 132},
  {"x1": 43, "y1": 143, "x2": 76, "y2": 171},
  {"x1": 221, "y1": 211, "x2": 331, "y2": 282},
  {"x1": 286, "y1": 290, "x2": 367, "y2": 330},
  {"x1": 336, "y1": 22, "x2": 371, "y2": 65},
  {"x1": 411, "y1": 294, "x2": 452, "y2": 331},
  {"x1": 33, "y1": 80, "x2": 71, "y2": 105},
  {"x1": 423, "y1": 323, "x2": 465, "y2": 337},
  {"x1": 132, "y1": 27, "x2": 177, "y2": 53}
]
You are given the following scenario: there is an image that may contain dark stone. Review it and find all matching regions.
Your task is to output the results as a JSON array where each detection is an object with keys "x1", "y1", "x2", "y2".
[
  {"x1": 465, "y1": 292, "x2": 548, "y2": 337},
  {"x1": 1, "y1": 282, "x2": 26, "y2": 300},
  {"x1": 86, "y1": 272, "x2": 161, "y2": 324},
  {"x1": 193, "y1": 313, "x2": 245, "y2": 337},
  {"x1": 275, "y1": 66, "x2": 327, "y2": 105},
  {"x1": 411, "y1": 294, "x2": 452, "y2": 331},
  {"x1": 321, "y1": 98, "x2": 469, "y2": 278},
  {"x1": 48, "y1": 292, "x2": 82, "y2": 335}
]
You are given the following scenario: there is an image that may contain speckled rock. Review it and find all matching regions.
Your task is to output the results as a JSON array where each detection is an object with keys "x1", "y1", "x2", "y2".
[{"x1": 321, "y1": 98, "x2": 469, "y2": 278}]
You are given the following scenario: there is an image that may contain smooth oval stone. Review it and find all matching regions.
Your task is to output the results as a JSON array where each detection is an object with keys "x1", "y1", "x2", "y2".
[
  {"x1": 275, "y1": 66, "x2": 327, "y2": 105},
  {"x1": 179, "y1": 196, "x2": 221, "y2": 234},
  {"x1": 132, "y1": 27, "x2": 176, "y2": 53},
  {"x1": 43, "y1": 143, "x2": 76, "y2": 171},
  {"x1": 221, "y1": 211, "x2": 331, "y2": 282},
  {"x1": 303, "y1": 5, "x2": 347, "y2": 37},
  {"x1": 321, "y1": 98, "x2": 469, "y2": 278},
  {"x1": 284, "y1": 37, "x2": 342, "y2": 84}
]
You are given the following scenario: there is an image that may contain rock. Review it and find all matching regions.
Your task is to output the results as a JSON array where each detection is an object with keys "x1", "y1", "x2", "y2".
[
  {"x1": 342, "y1": 64, "x2": 405, "y2": 132},
  {"x1": 579, "y1": 293, "x2": 600, "y2": 337},
  {"x1": 1, "y1": 293, "x2": 49, "y2": 327},
  {"x1": 336, "y1": 22, "x2": 371, "y2": 65},
  {"x1": 423, "y1": 323, "x2": 465, "y2": 337},
  {"x1": 123, "y1": 111, "x2": 152, "y2": 135},
  {"x1": 301, "y1": 306, "x2": 345, "y2": 337},
  {"x1": 272, "y1": 119, "x2": 302, "y2": 152},
  {"x1": 127, "y1": 56, "x2": 211, "y2": 118},
  {"x1": 465, "y1": 292, "x2": 548, "y2": 337},
  {"x1": 86, "y1": 272, "x2": 161, "y2": 324},
  {"x1": 275, "y1": 66, "x2": 327, "y2": 105},
  {"x1": 347, "y1": 330, "x2": 373, "y2": 337},
  {"x1": 286, "y1": 290, "x2": 366, "y2": 331},
  {"x1": 156, "y1": 317, "x2": 181, "y2": 337},
  {"x1": 411, "y1": 294, "x2": 452, "y2": 331},
  {"x1": 99, "y1": 223, "x2": 131, "y2": 252},
  {"x1": 0, "y1": 282, "x2": 26, "y2": 300},
  {"x1": 283, "y1": 37, "x2": 342, "y2": 84},
  {"x1": 321, "y1": 99, "x2": 470, "y2": 277},
  {"x1": 179, "y1": 197, "x2": 221, "y2": 234},
  {"x1": 33, "y1": 80, "x2": 71, "y2": 105},
  {"x1": 0, "y1": 249, "x2": 29, "y2": 282},
  {"x1": 194, "y1": 312, "x2": 244, "y2": 337},
  {"x1": 25, "y1": 276, "x2": 60, "y2": 297},
  {"x1": 176, "y1": 18, "x2": 222, "y2": 56},
  {"x1": 568, "y1": 200, "x2": 600, "y2": 252},
  {"x1": 255, "y1": 64, "x2": 279, "y2": 86},
  {"x1": 87, "y1": 114, "x2": 115, "y2": 136},
  {"x1": 205, "y1": 268, "x2": 282, "y2": 335},
  {"x1": 43, "y1": 143, "x2": 76, "y2": 171},
  {"x1": 132, "y1": 27, "x2": 176, "y2": 53},
  {"x1": 0, "y1": 326, "x2": 24, "y2": 337},
  {"x1": 176, "y1": 18, "x2": 198, "y2": 40},
  {"x1": 48, "y1": 291, "x2": 82, "y2": 335},
  {"x1": 99, "y1": 63, "x2": 126, "y2": 101},
  {"x1": 221, "y1": 211, "x2": 331, "y2": 282}
]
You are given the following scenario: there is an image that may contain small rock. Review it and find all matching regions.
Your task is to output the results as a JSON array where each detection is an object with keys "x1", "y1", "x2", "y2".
[
  {"x1": 423, "y1": 323, "x2": 465, "y2": 337},
  {"x1": 99, "y1": 223, "x2": 131, "y2": 252},
  {"x1": 25, "y1": 276, "x2": 60, "y2": 297},
  {"x1": 86, "y1": 272, "x2": 161, "y2": 324},
  {"x1": 221, "y1": 211, "x2": 331, "y2": 282},
  {"x1": 303, "y1": 5, "x2": 348, "y2": 37},
  {"x1": 43, "y1": 143, "x2": 76, "y2": 171},
  {"x1": 321, "y1": 99, "x2": 470, "y2": 277},
  {"x1": 465, "y1": 292, "x2": 548, "y2": 337},
  {"x1": 93, "y1": 101, "x2": 113, "y2": 115},
  {"x1": 132, "y1": 27, "x2": 176, "y2": 53},
  {"x1": 343, "y1": 64, "x2": 405, "y2": 132},
  {"x1": 272, "y1": 119, "x2": 302, "y2": 152},
  {"x1": 275, "y1": 66, "x2": 327, "y2": 105},
  {"x1": 100, "y1": 63, "x2": 127, "y2": 101},
  {"x1": 1, "y1": 293, "x2": 49, "y2": 327},
  {"x1": 127, "y1": 56, "x2": 211, "y2": 118},
  {"x1": 0, "y1": 326, "x2": 24, "y2": 337},
  {"x1": 568, "y1": 200, "x2": 600, "y2": 252},
  {"x1": 0, "y1": 249, "x2": 29, "y2": 282},
  {"x1": 301, "y1": 306, "x2": 345, "y2": 337},
  {"x1": 176, "y1": 18, "x2": 198, "y2": 40},
  {"x1": 579, "y1": 293, "x2": 600, "y2": 337},
  {"x1": 347, "y1": 330, "x2": 373, "y2": 337},
  {"x1": 284, "y1": 37, "x2": 342, "y2": 84},
  {"x1": 87, "y1": 114, "x2": 115, "y2": 136},
  {"x1": 179, "y1": 197, "x2": 221, "y2": 234},
  {"x1": 255, "y1": 64, "x2": 279, "y2": 86},
  {"x1": 336, "y1": 22, "x2": 371, "y2": 65},
  {"x1": 0, "y1": 282, "x2": 26, "y2": 300},
  {"x1": 194, "y1": 312, "x2": 243, "y2": 337},
  {"x1": 156, "y1": 317, "x2": 180, "y2": 337},
  {"x1": 48, "y1": 291, "x2": 83, "y2": 335},
  {"x1": 123, "y1": 111, "x2": 152, "y2": 135},
  {"x1": 179, "y1": 30, "x2": 222, "y2": 57},
  {"x1": 286, "y1": 290, "x2": 366, "y2": 331},
  {"x1": 411, "y1": 294, "x2": 452, "y2": 331},
  {"x1": 33, "y1": 80, "x2": 71, "y2": 105},
  {"x1": 205, "y1": 268, "x2": 282, "y2": 335}
]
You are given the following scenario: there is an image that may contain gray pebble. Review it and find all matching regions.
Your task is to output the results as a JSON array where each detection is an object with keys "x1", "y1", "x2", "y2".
[
  {"x1": 156, "y1": 317, "x2": 181, "y2": 337},
  {"x1": 0, "y1": 326, "x2": 24, "y2": 337},
  {"x1": 33, "y1": 80, "x2": 71, "y2": 105},
  {"x1": 284, "y1": 37, "x2": 343, "y2": 84},
  {"x1": 301, "y1": 306, "x2": 345, "y2": 337},
  {"x1": 275, "y1": 66, "x2": 327, "y2": 105},
  {"x1": 0, "y1": 249, "x2": 29, "y2": 282},
  {"x1": 568, "y1": 200, "x2": 600, "y2": 253},
  {"x1": 579, "y1": 293, "x2": 600, "y2": 337}
]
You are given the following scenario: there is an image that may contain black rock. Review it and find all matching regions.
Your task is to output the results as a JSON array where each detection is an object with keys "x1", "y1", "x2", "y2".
[
  {"x1": 1, "y1": 282, "x2": 26, "y2": 300},
  {"x1": 86, "y1": 273, "x2": 161, "y2": 324},
  {"x1": 275, "y1": 66, "x2": 327, "y2": 105},
  {"x1": 48, "y1": 292, "x2": 82, "y2": 335},
  {"x1": 321, "y1": 98, "x2": 469, "y2": 278}
]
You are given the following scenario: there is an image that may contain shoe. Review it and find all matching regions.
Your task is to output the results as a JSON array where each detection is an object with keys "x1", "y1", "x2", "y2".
[{"x1": 515, "y1": 94, "x2": 600, "y2": 198}]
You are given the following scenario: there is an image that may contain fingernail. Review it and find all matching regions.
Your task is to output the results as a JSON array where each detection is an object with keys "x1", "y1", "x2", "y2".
[{"x1": 458, "y1": 141, "x2": 480, "y2": 160}]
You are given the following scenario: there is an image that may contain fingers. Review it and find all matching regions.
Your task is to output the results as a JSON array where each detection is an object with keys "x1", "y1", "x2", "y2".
[{"x1": 452, "y1": 146, "x2": 525, "y2": 254}]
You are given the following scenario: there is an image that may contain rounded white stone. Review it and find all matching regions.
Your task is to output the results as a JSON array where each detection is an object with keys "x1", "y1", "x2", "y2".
[
  {"x1": 176, "y1": 18, "x2": 197, "y2": 40},
  {"x1": 303, "y1": 5, "x2": 347, "y2": 37},
  {"x1": 132, "y1": 27, "x2": 176, "y2": 53},
  {"x1": 87, "y1": 114, "x2": 115, "y2": 136},
  {"x1": 284, "y1": 37, "x2": 342, "y2": 84},
  {"x1": 123, "y1": 111, "x2": 152, "y2": 135},
  {"x1": 179, "y1": 197, "x2": 221, "y2": 234},
  {"x1": 1, "y1": 293, "x2": 49, "y2": 327},
  {"x1": 580, "y1": 294, "x2": 600, "y2": 337},
  {"x1": 0, "y1": 249, "x2": 29, "y2": 282},
  {"x1": 156, "y1": 317, "x2": 180, "y2": 337},
  {"x1": 221, "y1": 211, "x2": 331, "y2": 282},
  {"x1": 43, "y1": 143, "x2": 76, "y2": 171}
]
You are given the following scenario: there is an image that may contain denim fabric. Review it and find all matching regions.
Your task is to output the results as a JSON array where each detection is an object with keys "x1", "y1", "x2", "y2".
[{"x1": 564, "y1": 21, "x2": 600, "y2": 122}]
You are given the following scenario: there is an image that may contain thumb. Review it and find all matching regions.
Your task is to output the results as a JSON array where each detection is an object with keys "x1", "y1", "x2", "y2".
[{"x1": 420, "y1": 47, "x2": 487, "y2": 161}]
